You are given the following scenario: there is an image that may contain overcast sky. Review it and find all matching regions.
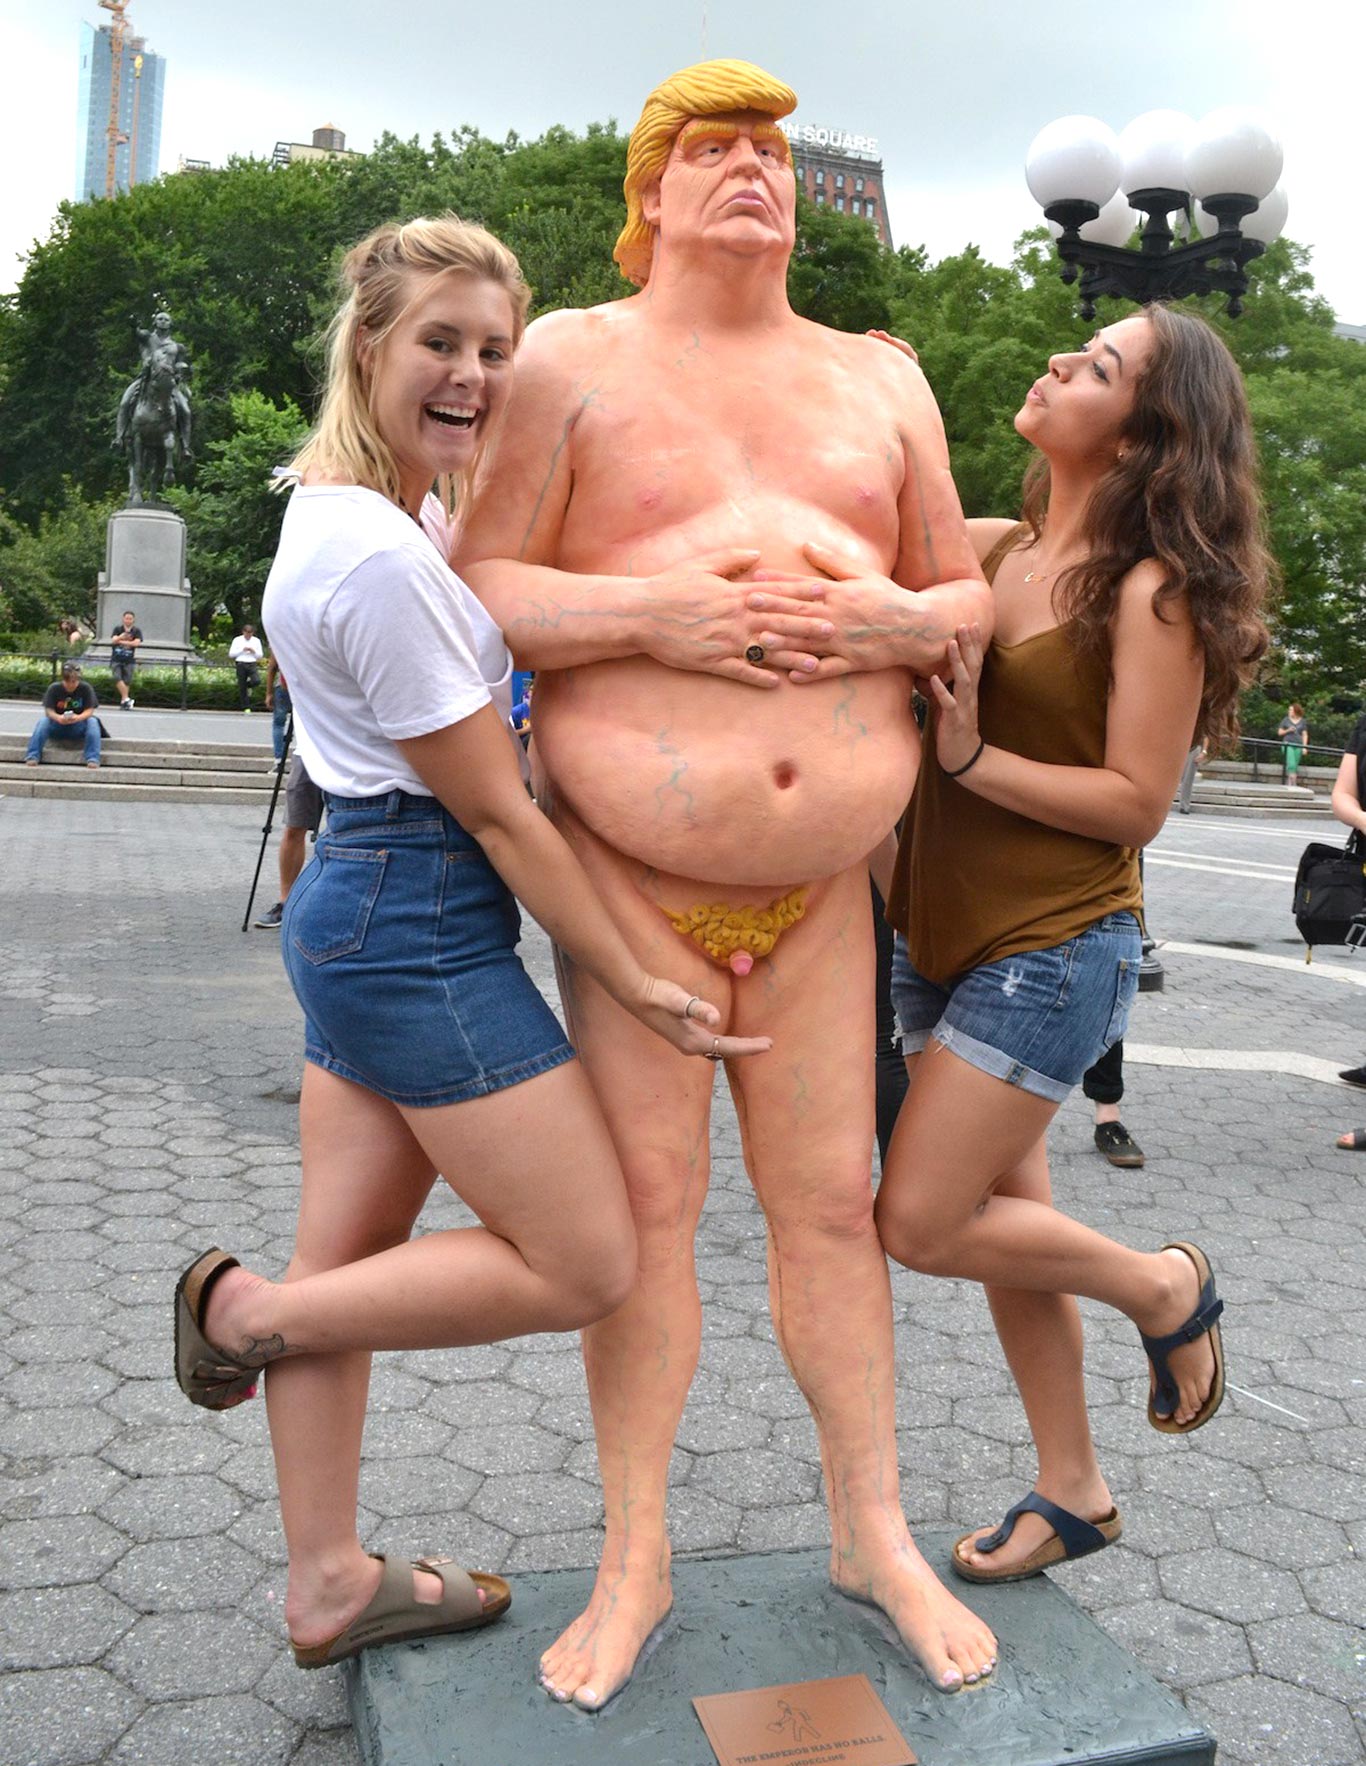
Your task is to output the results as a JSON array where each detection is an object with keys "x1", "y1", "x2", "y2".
[{"x1": 4, "y1": 0, "x2": 1363, "y2": 322}]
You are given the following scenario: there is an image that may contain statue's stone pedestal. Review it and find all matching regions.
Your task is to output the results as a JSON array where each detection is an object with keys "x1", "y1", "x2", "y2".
[
  {"x1": 346, "y1": 1541, "x2": 1215, "y2": 1766},
  {"x1": 94, "y1": 506, "x2": 195, "y2": 662}
]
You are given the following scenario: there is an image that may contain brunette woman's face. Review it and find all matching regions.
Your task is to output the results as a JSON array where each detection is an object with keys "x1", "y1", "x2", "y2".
[
  {"x1": 363, "y1": 272, "x2": 516, "y2": 496},
  {"x1": 1015, "y1": 314, "x2": 1154, "y2": 464}
]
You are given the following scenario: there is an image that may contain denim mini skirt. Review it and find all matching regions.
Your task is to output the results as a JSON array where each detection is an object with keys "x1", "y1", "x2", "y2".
[
  {"x1": 281, "y1": 789, "x2": 574, "y2": 1107},
  {"x1": 891, "y1": 912, "x2": 1142, "y2": 1103}
]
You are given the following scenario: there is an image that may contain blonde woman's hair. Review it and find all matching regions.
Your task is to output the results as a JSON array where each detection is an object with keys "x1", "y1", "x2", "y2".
[
  {"x1": 614, "y1": 60, "x2": 797, "y2": 287},
  {"x1": 289, "y1": 215, "x2": 532, "y2": 524}
]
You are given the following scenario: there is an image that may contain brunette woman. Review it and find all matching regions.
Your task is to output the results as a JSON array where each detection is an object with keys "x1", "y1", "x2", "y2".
[{"x1": 875, "y1": 306, "x2": 1270, "y2": 1584}]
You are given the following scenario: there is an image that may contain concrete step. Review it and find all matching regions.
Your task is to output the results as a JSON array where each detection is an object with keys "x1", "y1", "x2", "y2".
[
  {"x1": 0, "y1": 738, "x2": 272, "y2": 773},
  {"x1": 1, "y1": 776, "x2": 272, "y2": 805},
  {"x1": 0, "y1": 760, "x2": 274, "y2": 791}
]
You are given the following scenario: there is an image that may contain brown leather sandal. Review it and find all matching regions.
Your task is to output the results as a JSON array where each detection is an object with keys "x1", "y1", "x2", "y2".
[
  {"x1": 174, "y1": 1247, "x2": 259, "y2": 1410},
  {"x1": 292, "y1": 1553, "x2": 512, "y2": 1669}
]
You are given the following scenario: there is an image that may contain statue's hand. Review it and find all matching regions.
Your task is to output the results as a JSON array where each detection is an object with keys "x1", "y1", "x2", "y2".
[
  {"x1": 643, "y1": 549, "x2": 836, "y2": 689},
  {"x1": 754, "y1": 541, "x2": 952, "y2": 682}
]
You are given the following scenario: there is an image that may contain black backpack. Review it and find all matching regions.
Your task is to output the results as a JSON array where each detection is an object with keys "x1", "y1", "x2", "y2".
[{"x1": 1293, "y1": 835, "x2": 1366, "y2": 951}]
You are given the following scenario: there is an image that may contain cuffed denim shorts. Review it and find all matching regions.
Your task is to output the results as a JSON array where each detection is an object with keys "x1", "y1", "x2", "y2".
[
  {"x1": 891, "y1": 913, "x2": 1141, "y2": 1103},
  {"x1": 281, "y1": 789, "x2": 574, "y2": 1107}
]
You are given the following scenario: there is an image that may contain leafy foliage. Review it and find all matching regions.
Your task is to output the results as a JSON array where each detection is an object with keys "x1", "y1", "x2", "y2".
[
  {"x1": 163, "y1": 390, "x2": 306, "y2": 637},
  {"x1": 0, "y1": 478, "x2": 120, "y2": 630}
]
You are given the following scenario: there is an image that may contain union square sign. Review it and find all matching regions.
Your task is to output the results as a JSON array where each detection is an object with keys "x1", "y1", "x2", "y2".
[{"x1": 777, "y1": 120, "x2": 881, "y2": 157}]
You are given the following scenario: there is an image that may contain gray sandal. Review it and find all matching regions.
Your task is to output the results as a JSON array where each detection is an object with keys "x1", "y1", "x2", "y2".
[{"x1": 292, "y1": 1553, "x2": 512, "y2": 1669}]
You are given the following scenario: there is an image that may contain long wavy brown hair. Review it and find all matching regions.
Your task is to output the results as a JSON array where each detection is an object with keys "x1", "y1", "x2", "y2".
[{"x1": 1019, "y1": 303, "x2": 1273, "y2": 750}]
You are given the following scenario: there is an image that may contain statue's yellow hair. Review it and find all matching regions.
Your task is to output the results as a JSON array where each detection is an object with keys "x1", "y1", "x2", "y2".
[{"x1": 614, "y1": 59, "x2": 797, "y2": 288}]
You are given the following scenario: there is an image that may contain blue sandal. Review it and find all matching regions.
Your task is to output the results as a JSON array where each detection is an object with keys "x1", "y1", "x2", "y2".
[
  {"x1": 952, "y1": 1492, "x2": 1122, "y2": 1584},
  {"x1": 1139, "y1": 1241, "x2": 1225, "y2": 1434}
]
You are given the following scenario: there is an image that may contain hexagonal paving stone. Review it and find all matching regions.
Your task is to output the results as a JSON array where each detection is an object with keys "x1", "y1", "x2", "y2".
[
  {"x1": 468, "y1": 1471, "x2": 603, "y2": 1535},
  {"x1": 736, "y1": 1501, "x2": 830, "y2": 1554},
  {"x1": 1186, "y1": 1672, "x2": 1363, "y2": 1766},
  {"x1": 0, "y1": 1583, "x2": 137, "y2": 1671},
  {"x1": 1248, "y1": 1610, "x2": 1366, "y2": 1706},
  {"x1": 102, "y1": 1534, "x2": 267, "y2": 1615},
  {"x1": 1, "y1": 1513, "x2": 128, "y2": 1588},
  {"x1": 1, "y1": 1453, "x2": 124, "y2": 1523},
  {"x1": 98, "y1": 1473, "x2": 242, "y2": 1542},
  {"x1": 1263, "y1": 1461, "x2": 1366, "y2": 1523},
  {"x1": 1211, "y1": 1502, "x2": 1349, "y2": 1570},
  {"x1": 0, "y1": 1664, "x2": 141, "y2": 1766},
  {"x1": 100, "y1": 1423, "x2": 235, "y2": 1479},
  {"x1": 1158, "y1": 1545, "x2": 1305, "y2": 1624},
  {"x1": 106, "y1": 1608, "x2": 277, "y2": 1699},
  {"x1": 447, "y1": 1423, "x2": 570, "y2": 1478},
  {"x1": 1088, "y1": 1596, "x2": 1253, "y2": 1691},
  {"x1": 1299, "y1": 1556, "x2": 1366, "y2": 1626},
  {"x1": 690, "y1": 1446, "x2": 819, "y2": 1508},
  {"x1": 359, "y1": 1456, "x2": 482, "y2": 1519},
  {"x1": 107, "y1": 1691, "x2": 299, "y2": 1766}
]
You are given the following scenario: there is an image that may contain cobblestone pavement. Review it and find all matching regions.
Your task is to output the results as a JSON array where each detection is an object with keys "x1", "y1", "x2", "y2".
[{"x1": 1, "y1": 798, "x2": 1363, "y2": 1766}]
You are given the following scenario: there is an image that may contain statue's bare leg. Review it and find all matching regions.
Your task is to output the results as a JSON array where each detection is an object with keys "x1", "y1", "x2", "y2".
[
  {"x1": 727, "y1": 867, "x2": 997, "y2": 1690},
  {"x1": 536, "y1": 823, "x2": 722, "y2": 1710}
]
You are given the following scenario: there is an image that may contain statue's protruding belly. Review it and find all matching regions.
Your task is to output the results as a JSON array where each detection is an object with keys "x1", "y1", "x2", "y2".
[{"x1": 532, "y1": 659, "x2": 919, "y2": 888}]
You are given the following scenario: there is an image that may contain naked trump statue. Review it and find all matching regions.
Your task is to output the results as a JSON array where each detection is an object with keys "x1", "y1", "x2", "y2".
[{"x1": 459, "y1": 58, "x2": 998, "y2": 1707}]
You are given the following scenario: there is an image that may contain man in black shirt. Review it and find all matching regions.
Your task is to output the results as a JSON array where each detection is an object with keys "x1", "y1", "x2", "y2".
[
  {"x1": 24, "y1": 663, "x2": 102, "y2": 766},
  {"x1": 109, "y1": 610, "x2": 143, "y2": 708}
]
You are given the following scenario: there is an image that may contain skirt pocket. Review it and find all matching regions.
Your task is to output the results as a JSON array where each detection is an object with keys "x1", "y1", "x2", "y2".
[{"x1": 289, "y1": 845, "x2": 388, "y2": 966}]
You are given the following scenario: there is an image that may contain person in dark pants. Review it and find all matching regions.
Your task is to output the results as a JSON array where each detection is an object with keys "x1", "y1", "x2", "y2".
[
  {"x1": 1083, "y1": 1040, "x2": 1145, "y2": 1167},
  {"x1": 24, "y1": 662, "x2": 102, "y2": 767},
  {"x1": 873, "y1": 879, "x2": 908, "y2": 1166}
]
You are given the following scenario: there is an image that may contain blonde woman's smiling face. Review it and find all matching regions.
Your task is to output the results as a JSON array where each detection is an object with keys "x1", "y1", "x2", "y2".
[{"x1": 364, "y1": 271, "x2": 517, "y2": 506}]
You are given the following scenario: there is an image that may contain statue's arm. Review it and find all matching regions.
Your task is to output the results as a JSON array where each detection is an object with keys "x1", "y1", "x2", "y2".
[
  {"x1": 457, "y1": 313, "x2": 655, "y2": 667},
  {"x1": 887, "y1": 354, "x2": 993, "y2": 652}
]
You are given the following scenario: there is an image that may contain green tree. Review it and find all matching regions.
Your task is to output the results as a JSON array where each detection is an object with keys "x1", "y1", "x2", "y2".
[
  {"x1": 164, "y1": 390, "x2": 306, "y2": 637},
  {"x1": 0, "y1": 478, "x2": 119, "y2": 632}
]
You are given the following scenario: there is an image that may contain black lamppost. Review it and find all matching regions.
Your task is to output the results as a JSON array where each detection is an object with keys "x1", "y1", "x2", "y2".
[{"x1": 1026, "y1": 107, "x2": 1287, "y2": 319}]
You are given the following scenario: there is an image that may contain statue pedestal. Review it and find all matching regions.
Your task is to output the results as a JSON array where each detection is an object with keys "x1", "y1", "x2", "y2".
[
  {"x1": 347, "y1": 1542, "x2": 1215, "y2": 1765},
  {"x1": 94, "y1": 506, "x2": 195, "y2": 662}
]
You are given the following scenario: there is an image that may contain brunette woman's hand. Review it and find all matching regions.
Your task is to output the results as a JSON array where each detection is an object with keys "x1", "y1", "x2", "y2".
[
  {"x1": 928, "y1": 623, "x2": 985, "y2": 774},
  {"x1": 631, "y1": 977, "x2": 772, "y2": 1061},
  {"x1": 866, "y1": 328, "x2": 919, "y2": 364}
]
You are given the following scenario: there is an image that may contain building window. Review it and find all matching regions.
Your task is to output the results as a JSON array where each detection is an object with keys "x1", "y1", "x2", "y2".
[
  {"x1": 855, "y1": 177, "x2": 865, "y2": 193},
  {"x1": 834, "y1": 172, "x2": 844, "y2": 190},
  {"x1": 836, "y1": 195, "x2": 845, "y2": 212},
  {"x1": 815, "y1": 191, "x2": 825, "y2": 206},
  {"x1": 866, "y1": 198, "x2": 877, "y2": 216}
]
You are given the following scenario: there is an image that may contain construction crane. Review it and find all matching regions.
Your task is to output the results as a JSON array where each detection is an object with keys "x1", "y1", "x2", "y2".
[{"x1": 98, "y1": 0, "x2": 131, "y2": 198}]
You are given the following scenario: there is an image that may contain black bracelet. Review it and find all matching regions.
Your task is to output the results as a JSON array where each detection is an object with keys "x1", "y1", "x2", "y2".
[{"x1": 943, "y1": 739, "x2": 985, "y2": 779}]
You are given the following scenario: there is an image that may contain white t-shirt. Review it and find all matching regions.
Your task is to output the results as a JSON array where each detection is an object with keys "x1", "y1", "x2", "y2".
[
  {"x1": 229, "y1": 634, "x2": 264, "y2": 663},
  {"x1": 261, "y1": 484, "x2": 515, "y2": 799}
]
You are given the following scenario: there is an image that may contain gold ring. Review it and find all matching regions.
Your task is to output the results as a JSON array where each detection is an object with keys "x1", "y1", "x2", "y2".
[{"x1": 706, "y1": 1037, "x2": 723, "y2": 1061}]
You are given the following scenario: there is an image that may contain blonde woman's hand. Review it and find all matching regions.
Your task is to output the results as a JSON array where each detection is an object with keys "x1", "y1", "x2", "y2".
[
  {"x1": 631, "y1": 977, "x2": 772, "y2": 1061},
  {"x1": 928, "y1": 623, "x2": 985, "y2": 775}
]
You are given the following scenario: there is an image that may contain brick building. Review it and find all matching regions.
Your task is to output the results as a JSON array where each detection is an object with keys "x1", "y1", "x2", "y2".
[{"x1": 780, "y1": 121, "x2": 893, "y2": 249}]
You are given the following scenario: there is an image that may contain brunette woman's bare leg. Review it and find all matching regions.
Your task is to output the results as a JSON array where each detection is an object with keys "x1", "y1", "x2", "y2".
[{"x1": 878, "y1": 1042, "x2": 1217, "y2": 1428}]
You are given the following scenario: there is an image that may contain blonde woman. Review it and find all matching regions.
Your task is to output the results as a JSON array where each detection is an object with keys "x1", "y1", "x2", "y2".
[{"x1": 173, "y1": 217, "x2": 768, "y2": 1671}]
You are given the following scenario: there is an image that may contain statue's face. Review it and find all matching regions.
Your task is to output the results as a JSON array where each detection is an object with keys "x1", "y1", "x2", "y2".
[
  {"x1": 644, "y1": 110, "x2": 795, "y2": 266},
  {"x1": 153, "y1": 313, "x2": 171, "y2": 334}
]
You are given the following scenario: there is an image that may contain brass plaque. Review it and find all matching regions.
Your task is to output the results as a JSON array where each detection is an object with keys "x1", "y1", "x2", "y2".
[{"x1": 692, "y1": 1672, "x2": 917, "y2": 1766}]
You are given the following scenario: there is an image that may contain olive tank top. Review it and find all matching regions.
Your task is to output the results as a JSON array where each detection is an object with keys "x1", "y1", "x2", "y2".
[{"x1": 886, "y1": 526, "x2": 1143, "y2": 984}]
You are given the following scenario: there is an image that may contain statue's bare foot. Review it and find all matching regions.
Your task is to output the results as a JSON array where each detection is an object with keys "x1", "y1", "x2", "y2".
[
  {"x1": 538, "y1": 1560, "x2": 672, "y2": 1712},
  {"x1": 831, "y1": 1534, "x2": 997, "y2": 1691}
]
